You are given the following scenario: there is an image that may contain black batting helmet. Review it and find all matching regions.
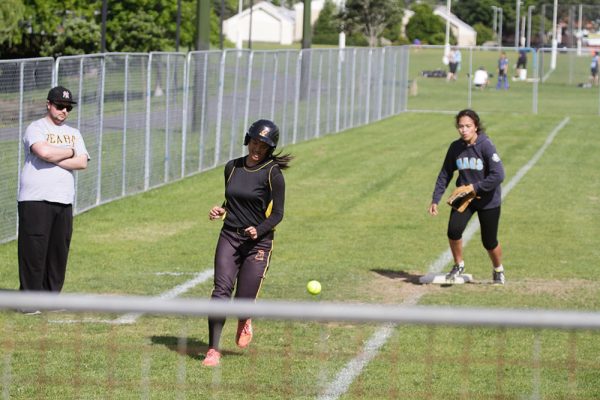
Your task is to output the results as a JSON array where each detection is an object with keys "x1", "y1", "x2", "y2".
[{"x1": 244, "y1": 119, "x2": 279, "y2": 148}]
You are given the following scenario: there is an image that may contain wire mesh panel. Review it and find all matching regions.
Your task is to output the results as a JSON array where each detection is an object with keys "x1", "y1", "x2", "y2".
[
  {"x1": 270, "y1": 51, "x2": 299, "y2": 148},
  {"x1": 146, "y1": 53, "x2": 187, "y2": 189},
  {"x1": 0, "y1": 58, "x2": 54, "y2": 243},
  {"x1": 337, "y1": 48, "x2": 358, "y2": 133},
  {"x1": 183, "y1": 51, "x2": 222, "y2": 175},
  {"x1": 99, "y1": 54, "x2": 149, "y2": 201},
  {"x1": 536, "y1": 47, "x2": 600, "y2": 116},
  {"x1": 55, "y1": 55, "x2": 105, "y2": 213},
  {"x1": 214, "y1": 49, "x2": 251, "y2": 167},
  {"x1": 1, "y1": 294, "x2": 600, "y2": 399}
]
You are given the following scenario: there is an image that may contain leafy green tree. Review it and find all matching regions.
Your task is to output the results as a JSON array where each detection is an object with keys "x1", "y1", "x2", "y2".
[
  {"x1": 473, "y1": 22, "x2": 493, "y2": 45},
  {"x1": 0, "y1": 0, "x2": 25, "y2": 47},
  {"x1": 405, "y1": 3, "x2": 450, "y2": 45},
  {"x1": 453, "y1": 0, "x2": 496, "y2": 27},
  {"x1": 107, "y1": 5, "x2": 169, "y2": 52},
  {"x1": 313, "y1": 0, "x2": 339, "y2": 45},
  {"x1": 41, "y1": 15, "x2": 101, "y2": 56},
  {"x1": 341, "y1": 0, "x2": 403, "y2": 47}
]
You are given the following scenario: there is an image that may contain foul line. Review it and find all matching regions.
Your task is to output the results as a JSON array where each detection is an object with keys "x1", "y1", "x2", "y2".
[
  {"x1": 50, "y1": 269, "x2": 214, "y2": 324},
  {"x1": 317, "y1": 116, "x2": 570, "y2": 400}
]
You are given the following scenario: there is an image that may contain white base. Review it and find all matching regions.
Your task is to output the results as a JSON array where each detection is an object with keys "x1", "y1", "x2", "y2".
[{"x1": 419, "y1": 273, "x2": 473, "y2": 285}]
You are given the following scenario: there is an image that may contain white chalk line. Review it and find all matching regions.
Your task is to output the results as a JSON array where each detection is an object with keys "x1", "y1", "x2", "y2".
[
  {"x1": 317, "y1": 116, "x2": 570, "y2": 400},
  {"x1": 49, "y1": 269, "x2": 214, "y2": 324}
]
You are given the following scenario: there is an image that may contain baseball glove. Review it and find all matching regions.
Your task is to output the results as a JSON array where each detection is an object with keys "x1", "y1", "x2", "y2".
[{"x1": 446, "y1": 184, "x2": 476, "y2": 213}]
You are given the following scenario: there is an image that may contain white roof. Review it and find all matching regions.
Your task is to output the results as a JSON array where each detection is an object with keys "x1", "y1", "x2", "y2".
[
  {"x1": 433, "y1": 5, "x2": 476, "y2": 34},
  {"x1": 233, "y1": 1, "x2": 295, "y2": 24}
]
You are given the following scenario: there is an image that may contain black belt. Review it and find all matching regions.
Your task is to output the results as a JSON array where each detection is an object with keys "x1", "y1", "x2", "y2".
[{"x1": 222, "y1": 224, "x2": 248, "y2": 236}]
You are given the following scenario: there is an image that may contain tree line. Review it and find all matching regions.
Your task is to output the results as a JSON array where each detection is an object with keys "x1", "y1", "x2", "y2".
[{"x1": 2, "y1": 0, "x2": 600, "y2": 59}]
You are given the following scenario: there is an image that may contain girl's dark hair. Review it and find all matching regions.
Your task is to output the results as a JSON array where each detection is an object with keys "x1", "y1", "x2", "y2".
[
  {"x1": 271, "y1": 151, "x2": 294, "y2": 169},
  {"x1": 455, "y1": 109, "x2": 484, "y2": 134}
]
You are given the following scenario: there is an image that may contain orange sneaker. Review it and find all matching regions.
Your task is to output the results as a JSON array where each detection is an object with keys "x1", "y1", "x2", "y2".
[
  {"x1": 235, "y1": 319, "x2": 253, "y2": 348},
  {"x1": 202, "y1": 348, "x2": 221, "y2": 367}
]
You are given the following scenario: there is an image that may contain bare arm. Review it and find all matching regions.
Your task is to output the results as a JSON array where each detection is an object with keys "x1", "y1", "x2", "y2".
[
  {"x1": 30, "y1": 142, "x2": 74, "y2": 163},
  {"x1": 56, "y1": 154, "x2": 88, "y2": 170}
]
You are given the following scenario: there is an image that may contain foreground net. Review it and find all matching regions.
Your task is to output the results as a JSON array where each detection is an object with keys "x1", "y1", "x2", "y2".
[{"x1": 1, "y1": 292, "x2": 599, "y2": 399}]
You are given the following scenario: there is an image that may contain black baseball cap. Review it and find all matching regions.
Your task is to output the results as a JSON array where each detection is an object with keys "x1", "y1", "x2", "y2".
[{"x1": 47, "y1": 86, "x2": 77, "y2": 104}]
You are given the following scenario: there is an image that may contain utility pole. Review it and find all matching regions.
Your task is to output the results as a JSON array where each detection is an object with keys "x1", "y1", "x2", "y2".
[
  {"x1": 193, "y1": 0, "x2": 211, "y2": 132},
  {"x1": 302, "y1": 0, "x2": 311, "y2": 49},
  {"x1": 176, "y1": 0, "x2": 182, "y2": 51},
  {"x1": 515, "y1": 0, "x2": 521, "y2": 48},
  {"x1": 196, "y1": 0, "x2": 210, "y2": 50},
  {"x1": 101, "y1": 0, "x2": 108, "y2": 52},
  {"x1": 527, "y1": 5, "x2": 535, "y2": 48}
]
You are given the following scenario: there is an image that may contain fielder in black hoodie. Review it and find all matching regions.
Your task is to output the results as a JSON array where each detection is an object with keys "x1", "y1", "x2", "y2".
[{"x1": 429, "y1": 109, "x2": 506, "y2": 285}]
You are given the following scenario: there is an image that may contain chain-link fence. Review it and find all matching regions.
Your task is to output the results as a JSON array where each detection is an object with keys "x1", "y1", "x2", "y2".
[
  {"x1": 405, "y1": 45, "x2": 600, "y2": 115},
  {"x1": 1, "y1": 45, "x2": 596, "y2": 242},
  {"x1": 0, "y1": 58, "x2": 54, "y2": 242},
  {"x1": 0, "y1": 47, "x2": 409, "y2": 243}
]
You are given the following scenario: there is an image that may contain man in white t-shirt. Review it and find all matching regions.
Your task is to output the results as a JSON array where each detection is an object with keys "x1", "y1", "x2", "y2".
[
  {"x1": 473, "y1": 66, "x2": 489, "y2": 90},
  {"x1": 18, "y1": 86, "x2": 89, "y2": 303}
]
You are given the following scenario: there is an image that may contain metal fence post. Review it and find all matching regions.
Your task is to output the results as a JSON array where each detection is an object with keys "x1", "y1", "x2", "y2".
[
  {"x1": 16, "y1": 62, "x2": 25, "y2": 237},
  {"x1": 335, "y1": 49, "x2": 343, "y2": 133},
  {"x1": 96, "y1": 56, "x2": 106, "y2": 206},
  {"x1": 315, "y1": 51, "x2": 323, "y2": 138},
  {"x1": 144, "y1": 53, "x2": 153, "y2": 191},
  {"x1": 270, "y1": 52, "x2": 278, "y2": 120},
  {"x1": 122, "y1": 55, "x2": 129, "y2": 196},
  {"x1": 293, "y1": 51, "x2": 302, "y2": 144},
  {"x1": 377, "y1": 48, "x2": 385, "y2": 121},
  {"x1": 164, "y1": 54, "x2": 171, "y2": 183},
  {"x1": 242, "y1": 51, "x2": 254, "y2": 146},
  {"x1": 214, "y1": 50, "x2": 227, "y2": 168},
  {"x1": 181, "y1": 52, "x2": 190, "y2": 178},
  {"x1": 364, "y1": 48, "x2": 372, "y2": 125}
]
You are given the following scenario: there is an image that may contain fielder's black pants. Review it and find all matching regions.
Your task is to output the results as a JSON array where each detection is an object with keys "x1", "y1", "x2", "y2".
[
  {"x1": 208, "y1": 228, "x2": 273, "y2": 349},
  {"x1": 18, "y1": 201, "x2": 73, "y2": 292},
  {"x1": 447, "y1": 206, "x2": 501, "y2": 250}
]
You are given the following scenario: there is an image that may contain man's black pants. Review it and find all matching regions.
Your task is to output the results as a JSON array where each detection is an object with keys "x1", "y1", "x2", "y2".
[{"x1": 18, "y1": 201, "x2": 73, "y2": 292}]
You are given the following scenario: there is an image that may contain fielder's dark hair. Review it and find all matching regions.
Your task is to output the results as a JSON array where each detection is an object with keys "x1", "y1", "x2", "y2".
[
  {"x1": 270, "y1": 150, "x2": 294, "y2": 170},
  {"x1": 455, "y1": 109, "x2": 484, "y2": 134}
]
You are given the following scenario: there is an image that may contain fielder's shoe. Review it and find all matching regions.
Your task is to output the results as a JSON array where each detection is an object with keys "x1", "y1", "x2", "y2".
[
  {"x1": 202, "y1": 349, "x2": 221, "y2": 367},
  {"x1": 446, "y1": 263, "x2": 464, "y2": 280},
  {"x1": 492, "y1": 270, "x2": 505, "y2": 285},
  {"x1": 236, "y1": 319, "x2": 253, "y2": 348}
]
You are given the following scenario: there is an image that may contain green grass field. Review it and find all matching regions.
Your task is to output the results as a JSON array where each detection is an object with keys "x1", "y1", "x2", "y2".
[
  {"x1": 1, "y1": 111, "x2": 599, "y2": 399},
  {"x1": 407, "y1": 47, "x2": 600, "y2": 116}
]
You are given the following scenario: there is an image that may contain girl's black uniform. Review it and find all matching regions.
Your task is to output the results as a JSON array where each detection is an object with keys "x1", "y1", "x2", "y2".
[{"x1": 208, "y1": 156, "x2": 285, "y2": 348}]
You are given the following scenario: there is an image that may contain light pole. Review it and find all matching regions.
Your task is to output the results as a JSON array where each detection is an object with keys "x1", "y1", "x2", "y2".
[
  {"x1": 577, "y1": 3, "x2": 583, "y2": 55},
  {"x1": 515, "y1": 0, "x2": 521, "y2": 48},
  {"x1": 445, "y1": 0, "x2": 451, "y2": 56},
  {"x1": 551, "y1": 0, "x2": 558, "y2": 69},
  {"x1": 527, "y1": 5, "x2": 535, "y2": 48},
  {"x1": 101, "y1": 0, "x2": 107, "y2": 52},
  {"x1": 498, "y1": 7, "x2": 503, "y2": 48},
  {"x1": 491, "y1": 6, "x2": 498, "y2": 40},
  {"x1": 176, "y1": 0, "x2": 182, "y2": 51}
]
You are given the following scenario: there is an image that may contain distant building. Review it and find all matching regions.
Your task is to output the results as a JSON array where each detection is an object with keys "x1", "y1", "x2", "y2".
[
  {"x1": 223, "y1": 0, "x2": 344, "y2": 46},
  {"x1": 432, "y1": 5, "x2": 477, "y2": 46},
  {"x1": 223, "y1": 1, "x2": 477, "y2": 47},
  {"x1": 402, "y1": 6, "x2": 477, "y2": 47},
  {"x1": 223, "y1": 1, "x2": 296, "y2": 45}
]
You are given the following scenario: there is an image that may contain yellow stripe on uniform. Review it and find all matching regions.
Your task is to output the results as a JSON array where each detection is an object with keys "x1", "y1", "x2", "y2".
[{"x1": 255, "y1": 240, "x2": 274, "y2": 298}]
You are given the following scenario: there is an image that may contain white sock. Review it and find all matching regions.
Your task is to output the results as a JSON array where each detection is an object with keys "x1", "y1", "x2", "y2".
[{"x1": 494, "y1": 265, "x2": 504, "y2": 272}]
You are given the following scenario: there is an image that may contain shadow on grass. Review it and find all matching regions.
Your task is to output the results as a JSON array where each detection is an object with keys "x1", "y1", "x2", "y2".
[
  {"x1": 370, "y1": 269, "x2": 423, "y2": 285},
  {"x1": 150, "y1": 335, "x2": 241, "y2": 360}
]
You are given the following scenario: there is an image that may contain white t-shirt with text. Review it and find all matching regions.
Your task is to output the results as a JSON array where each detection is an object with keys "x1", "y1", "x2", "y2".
[{"x1": 18, "y1": 117, "x2": 89, "y2": 204}]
